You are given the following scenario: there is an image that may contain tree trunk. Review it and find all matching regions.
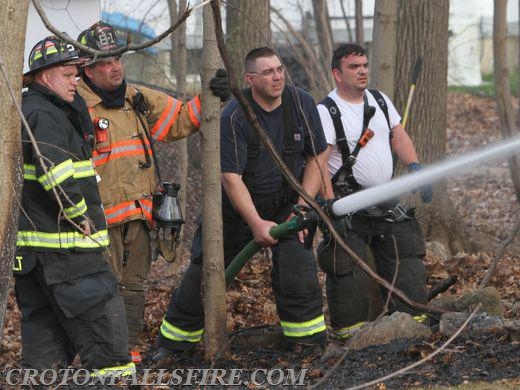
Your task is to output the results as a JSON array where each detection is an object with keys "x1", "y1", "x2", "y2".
[
  {"x1": 355, "y1": 0, "x2": 364, "y2": 45},
  {"x1": 311, "y1": 0, "x2": 333, "y2": 80},
  {"x1": 370, "y1": 0, "x2": 398, "y2": 100},
  {"x1": 0, "y1": 0, "x2": 29, "y2": 342},
  {"x1": 201, "y1": 4, "x2": 226, "y2": 362},
  {"x1": 339, "y1": 0, "x2": 354, "y2": 42},
  {"x1": 395, "y1": 0, "x2": 476, "y2": 254},
  {"x1": 226, "y1": 0, "x2": 270, "y2": 86},
  {"x1": 494, "y1": 0, "x2": 520, "y2": 202},
  {"x1": 168, "y1": 0, "x2": 178, "y2": 76},
  {"x1": 168, "y1": 0, "x2": 189, "y2": 268}
]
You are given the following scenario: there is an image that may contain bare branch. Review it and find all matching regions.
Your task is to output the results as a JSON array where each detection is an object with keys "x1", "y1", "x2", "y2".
[
  {"x1": 343, "y1": 305, "x2": 481, "y2": 390},
  {"x1": 479, "y1": 208, "x2": 520, "y2": 288},
  {"x1": 311, "y1": 304, "x2": 480, "y2": 390},
  {"x1": 271, "y1": 6, "x2": 332, "y2": 97},
  {"x1": 30, "y1": 0, "x2": 210, "y2": 58}
]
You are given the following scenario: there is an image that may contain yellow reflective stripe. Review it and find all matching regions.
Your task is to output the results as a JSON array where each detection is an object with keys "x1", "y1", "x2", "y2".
[
  {"x1": 413, "y1": 314, "x2": 428, "y2": 323},
  {"x1": 334, "y1": 321, "x2": 366, "y2": 339},
  {"x1": 72, "y1": 160, "x2": 96, "y2": 179},
  {"x1": 90, "y1": 362, "x2": 136, "y2": 378},
  {"x1": 25, "y1": 161, "x2": 96, "y2": 183},
  {"x1": 17, "y1": 229, "x2": 109, "y2": 249},
  {"x1": 38, "y1": 159, "x2": 74, "y2": 191},
  {"x1": 64, "y1": 198, "x2": 87, "y2": 219},
  {"x1": 13, "y1": 256, "x2": 22, "y2": 272},
  {"x1": 23, "y1": 164, "x2": 37, "y2": 180},
  {"x1": 280, "y1": 314, "x2": 326, "y2": 338},
  {"x1": 160, "y1": 318, "x2": 204, "y2": 343},
  {"x1": 33, "y1": 45, "x2": 58, "y2": 60}
]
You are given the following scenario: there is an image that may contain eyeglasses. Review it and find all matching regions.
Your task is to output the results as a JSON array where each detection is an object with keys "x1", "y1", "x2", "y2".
[{"x1": 248, "y1": 65, "x2": 285, "y2": 78}]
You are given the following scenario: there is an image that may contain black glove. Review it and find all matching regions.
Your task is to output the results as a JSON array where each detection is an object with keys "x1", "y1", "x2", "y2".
[
  {"x1": 408, "y1": 162, "x2": 433, "y2": 203},
  {"x1": 209, "y1": 68, "x2": 230, "y2": 102}
]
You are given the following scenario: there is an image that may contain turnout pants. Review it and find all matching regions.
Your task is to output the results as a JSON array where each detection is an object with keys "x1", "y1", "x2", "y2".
[
  {"x1": 158, "y1": 208, "x2": 325, "y2": 350},
  {"x1": 108, "y1": 220, "x2": 151, "y2": 343},
  {"x1": 14, "y1": 252, "x2": 131, "y2": 370},
  {"x1": 317, "y1": 213, "x2": 427, "y2": 332}
]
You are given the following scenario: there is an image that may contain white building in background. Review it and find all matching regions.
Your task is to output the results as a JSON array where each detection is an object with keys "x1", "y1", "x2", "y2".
[
  {"x1": 24, "y1": 0, "x2": 100, "y2": 74},
  {"x1": 448, "y1": 0, "x2": 518, "y2": 86}
]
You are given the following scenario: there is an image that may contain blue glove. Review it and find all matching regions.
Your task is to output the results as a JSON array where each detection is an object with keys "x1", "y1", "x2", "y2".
[
  {"x1": 408, "y1": 162, "x2": 433, "y2": 203},
  {"x1": 209, "y1": 68, "x2": 231, "y2": 102}
]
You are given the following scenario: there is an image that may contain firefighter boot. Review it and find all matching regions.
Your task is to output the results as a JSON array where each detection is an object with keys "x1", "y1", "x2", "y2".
[{"x1": 120, "y1": 287, "x2": 145, "y2": 344}]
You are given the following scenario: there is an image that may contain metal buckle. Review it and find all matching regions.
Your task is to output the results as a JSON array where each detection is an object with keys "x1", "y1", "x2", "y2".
[{"x1": 385, "y1": 203, "x2": 409, "y2": 223}]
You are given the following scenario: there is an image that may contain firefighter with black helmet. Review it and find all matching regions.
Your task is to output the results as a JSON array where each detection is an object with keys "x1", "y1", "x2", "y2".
[
  {"x1": 75, "y1": 21, "x2": 229, "y2": 343},
  {"x1": 16, "y1": 35, "x2": 134, "y2": 376}
]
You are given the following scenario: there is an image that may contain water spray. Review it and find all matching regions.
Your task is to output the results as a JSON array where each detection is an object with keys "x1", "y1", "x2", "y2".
[{"x1": 332, "y1": 136, "x2": 520, "y2": 216}]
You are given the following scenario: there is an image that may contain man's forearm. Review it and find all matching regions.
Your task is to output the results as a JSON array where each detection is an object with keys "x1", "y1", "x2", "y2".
[
  {"x1": 222, "y1": 173, "x2": 261, "y2": 227},
  {"x1": 300, "y1": 152, "x2": 332, "y2": 203}
]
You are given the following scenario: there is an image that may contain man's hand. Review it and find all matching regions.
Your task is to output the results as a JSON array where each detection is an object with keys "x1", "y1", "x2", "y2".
[
  {"x1": 250, "y1": 218, "x2": 278, "y2": 247},
  {"x1": 79, "y1": 219, "x2": 91, "y2": 236},
  {"x1": 209, "y1": 69, "x2": 231, "y2": 102},
  {"x1": 408, "y1": 162, "x2": 433, "y2": 203}
]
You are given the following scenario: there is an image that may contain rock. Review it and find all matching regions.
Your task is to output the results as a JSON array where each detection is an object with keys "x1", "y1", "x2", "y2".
[
  {"x1": 348, "y1": 312, "x2": 432, "y2": 351},
  {"x1": 439, "y1": 312, "x2": 506, "y2": 337},
  {"x1": 504, "y1": 319, "x2": 520, "y2": 342},
  {"x1": 425, "y1": 240, "x2": 451, "y2": 262},
  {"x1": 429, "y1": 296, "x2": 457, "y2": 312},
  {"x1": 452, "y1": 287, "x2": 504, "y2": 316},
  {"x1": 511, "y1": 301, "x2": 520, "y2": 317}
]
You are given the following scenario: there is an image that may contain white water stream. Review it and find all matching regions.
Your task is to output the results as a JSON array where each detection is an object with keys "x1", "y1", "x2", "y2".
[{"x1": 332, "y1": 136, "x2": 520, "y2": 216}]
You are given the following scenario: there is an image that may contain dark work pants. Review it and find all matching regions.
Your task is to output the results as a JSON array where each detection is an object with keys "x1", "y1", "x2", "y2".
[
  {"x1": 318, "y1": 215, "x2": 427, "y2": 329},
  {"x1": 14, "y1": 252, "x2": 131, "y2": 370},
  {"x1": 159, "y1": 212, "x2": 324, "y2": 350}
]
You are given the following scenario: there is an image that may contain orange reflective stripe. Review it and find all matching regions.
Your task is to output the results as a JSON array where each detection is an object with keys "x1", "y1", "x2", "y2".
[
  {"x1": 151, "y1": 96, "x2": 182, "y2": 141},
  {"x1": 92, "y1": 139, "x2": 150, "y2": 167},
  {"x1": 137, "y1": 199, "x2": 153, "y2": 221},
  {"x1": 105, "y1": 199, "x2": 153, "y2": 225},
  {"x1": 105, "y1": 201, "x2": 141, "y2": 225},
  {"x1": 187, "y1": 96, "x2": 201, "y2": 127}
]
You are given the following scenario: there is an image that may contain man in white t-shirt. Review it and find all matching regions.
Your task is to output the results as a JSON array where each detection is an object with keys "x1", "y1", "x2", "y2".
[{"x1": 317, "y1": 43, "x2": 433, "y2": 340}]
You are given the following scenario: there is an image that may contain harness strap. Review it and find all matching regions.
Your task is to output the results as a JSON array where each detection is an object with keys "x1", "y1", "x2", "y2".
[
  {"x1": 368, "y1": 88, "x2": 396, "y2": 175},
  {"x1": 242, "y1": 87, "x2": 296, "y2": 196},
  {"x1": 319, "y1": 90, "x2": 391, "y2": 195},
  {"x1": 368, "y1": 89, "x2": 391, "y2": 131}
]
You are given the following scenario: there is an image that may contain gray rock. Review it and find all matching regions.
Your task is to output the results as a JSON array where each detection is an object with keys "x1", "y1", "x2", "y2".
[
  {"x1": 452, "y1": 287, "x2": 504, "y2": 316},
  {"x1": 430, "y1": 287, "x2": 504, "y2": 316},
  {"x1": 425, "y1": 240, "x2": 451, "y2": 262},
  {"x1": 504, "y1": 319, "x2": 520, "y2": 342},
  {"x1": 511, "y1": 301, "x2": 520, "y2": 318},
  {"x1": 439, "y1": 312, "x2": 506, "y2": 337},
  {"x1": 348, "y1": 312, "x2": 432, "y2": 351}
]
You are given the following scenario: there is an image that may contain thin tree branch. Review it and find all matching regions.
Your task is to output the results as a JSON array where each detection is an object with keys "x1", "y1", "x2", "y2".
[
  {"x1": 343, "y1": 305, "x2": 481, "y2": 390},
  {"x1": 308, "y1": 304, "x2": 481, "y2": 389},
  {"x1": 479, "y1": 208, "x2": 520, "y2": 289},
  {"x1": 30, "y1": 0, "x2": 209, "y2": 58},
  {"x1": 380, "y1": 236, "x2": 400, "y2": 320}
]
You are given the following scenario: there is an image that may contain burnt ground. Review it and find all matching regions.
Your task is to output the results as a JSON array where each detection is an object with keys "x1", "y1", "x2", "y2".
[{"x1": 1, "y1": 92, "x2": 520, "y2": 389}]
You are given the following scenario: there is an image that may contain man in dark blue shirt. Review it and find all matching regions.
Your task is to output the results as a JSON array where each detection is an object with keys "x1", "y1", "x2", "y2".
[{"x1": 156, "y1": 47, "x2": 330, "y2": 356}]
